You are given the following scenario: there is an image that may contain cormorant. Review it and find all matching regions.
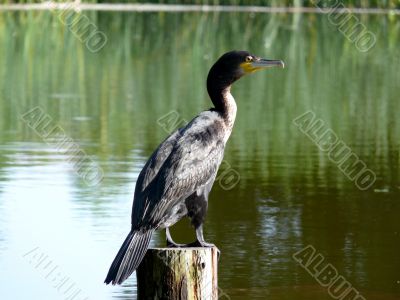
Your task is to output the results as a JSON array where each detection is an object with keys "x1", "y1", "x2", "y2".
[{"x1": 105, "y1": 50, "x2": 284, "y2": 285}]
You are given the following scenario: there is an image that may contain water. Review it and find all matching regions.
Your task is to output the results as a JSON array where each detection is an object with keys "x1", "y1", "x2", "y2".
[{"x1": 0, "y1": 10, "x2": 399, "y2": 300}]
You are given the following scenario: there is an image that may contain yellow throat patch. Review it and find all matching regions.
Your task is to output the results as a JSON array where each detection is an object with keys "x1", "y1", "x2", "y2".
[{"x1": 240, "y1": 61, "x2": 259, "y2": 74}]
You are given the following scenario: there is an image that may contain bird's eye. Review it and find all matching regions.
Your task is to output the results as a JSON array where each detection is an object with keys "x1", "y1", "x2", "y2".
[{"x1": 245, "y1": 56, "x2": 253, "y2": 62}]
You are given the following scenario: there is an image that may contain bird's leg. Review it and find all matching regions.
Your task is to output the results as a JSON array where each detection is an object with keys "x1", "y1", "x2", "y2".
[
  {"x1": 192, "y1": 224, "x2": 221, "y2": 258},
  {"x1": 194, "y1": 224, "x2": 215, "y2": 247},
  {"x1": 166, "y1": 225, "x2": 213, "y2": 248},
  {"x1": 166, "y1": 225, "x2": 220, "y2": 258},
  {"x1": 183, "y1": 225, "x2": 218, "y2": 248},
  {"x1": 182, "y1": 187, "x2": 219, "y2": 252},
  {"x1": 166, "y1": 227, "x2": 184, "y2": 247}
]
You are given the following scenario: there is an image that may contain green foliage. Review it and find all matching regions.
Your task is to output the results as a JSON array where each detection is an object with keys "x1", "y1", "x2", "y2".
[
  {"x1": 1, "y1": 0, "x2": 399, "y2": 8},
  {"x1": 0, "y1": 10, "x2": 398, "y2": 190}
]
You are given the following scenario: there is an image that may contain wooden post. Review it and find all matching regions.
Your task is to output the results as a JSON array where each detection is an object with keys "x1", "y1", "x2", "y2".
[{"x1": 137, "y1": 247, "x2": 219, "y2": 300}]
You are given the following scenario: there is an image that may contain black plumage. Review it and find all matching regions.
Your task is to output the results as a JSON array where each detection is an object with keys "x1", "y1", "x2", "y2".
[{"x1": 105, "y1": 50, "x2": 284, "y2": 285}]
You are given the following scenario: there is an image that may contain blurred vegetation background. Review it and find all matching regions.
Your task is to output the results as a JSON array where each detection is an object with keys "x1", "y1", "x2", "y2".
[
  {"x1": 0, "y1": 9, "x2": 398, "y2": 188},
  {"x1": 1, "y1": 0, "x2": 399, "y2": 9}
]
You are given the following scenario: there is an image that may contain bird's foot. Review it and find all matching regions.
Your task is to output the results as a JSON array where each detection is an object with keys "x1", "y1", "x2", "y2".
[
  {"x1": 166, "y1": 240, "x2": 209, "y2": 248},
  {"x1": 186, "y1": 240, "x2": 221, "y2": 259},
  {"x1": 186, "y1": 240, "x2": 214, "y2": 248},
  {"x1": 166, "y1": 238, "x2": 220, "y2": 260},
  {"x1": 166, "y1": 227, "x2": 186, "y2": 248},
  {"x1": 166, "y1": 240, "x2": 185, "y2": 248}
]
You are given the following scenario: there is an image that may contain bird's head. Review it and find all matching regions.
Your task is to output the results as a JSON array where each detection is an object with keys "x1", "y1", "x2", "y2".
[{"x1": 207, "y1": 50, "x2": 284, "y2": 87}]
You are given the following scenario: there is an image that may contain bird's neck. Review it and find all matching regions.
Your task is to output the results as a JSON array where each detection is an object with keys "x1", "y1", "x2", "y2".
[
  {"x1": 208, "y1": 82, "x2": 237, "y2": 130},
  {"x1": 219, "y1": 87, "x2": 237, "y2": 129}
]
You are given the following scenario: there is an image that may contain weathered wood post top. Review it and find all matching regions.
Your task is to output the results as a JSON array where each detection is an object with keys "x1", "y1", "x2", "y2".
[{"x1": 137, "y1": 247, "x2": 219, "y2": 300}]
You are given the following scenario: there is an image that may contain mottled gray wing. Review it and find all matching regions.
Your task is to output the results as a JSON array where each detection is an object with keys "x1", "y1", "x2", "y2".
[
  {"x1": 131, "y1": 130, "x2": 181, "y2": 226},
  {"x1": 132, "y1": 132, "x2": 225, "y2": 229},
  {"x1": 135, "y1": 130, "x2": 181, "y2": 193}
]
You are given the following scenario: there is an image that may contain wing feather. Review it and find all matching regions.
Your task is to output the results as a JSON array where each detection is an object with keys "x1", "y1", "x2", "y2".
[
  {"x1": 131, "y1": 130, "x2": 181, "y2": 227},
  {"x1": 131, "y1": 111, "x2": 226, "y2": 229},
  {"x1": 147, "y1": 140, "x2": 224, "y2": 224}
]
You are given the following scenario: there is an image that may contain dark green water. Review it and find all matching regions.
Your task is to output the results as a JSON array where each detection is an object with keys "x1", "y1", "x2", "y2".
[{"x1": 0, "y1": 10, "x2": 399, "y2": 300}]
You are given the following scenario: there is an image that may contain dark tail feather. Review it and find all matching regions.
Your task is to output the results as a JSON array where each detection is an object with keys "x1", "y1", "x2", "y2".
[{"x1": 104, "y1": 230, "x2": 153, "y2": 285}]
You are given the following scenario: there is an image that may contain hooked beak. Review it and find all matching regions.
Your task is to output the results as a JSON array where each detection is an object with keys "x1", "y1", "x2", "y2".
[
  {"x1": 251, "y1": 58, "x2": 285, "y2": 70},
  {"x1": 240, "y1": 58, "x2": 285, "y2": 74}
]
